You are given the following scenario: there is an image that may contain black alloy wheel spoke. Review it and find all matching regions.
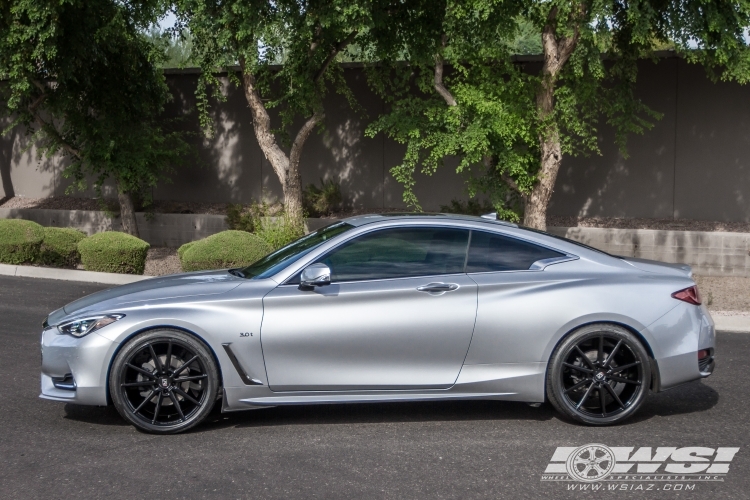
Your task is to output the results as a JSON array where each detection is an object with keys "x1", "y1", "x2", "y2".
[
  {"x1": 168, "y1": 391, "x2": 186, "y2": 421},
  {"x1": 563, "y1": 362, "x2": 594, "y2": 374},
  {"x1": 609, "y1": 361, "x2": 641, "y2": 374},
  {"x1": 127, "y1": 363, "x2": 156, "y2": 379},
  {"x1": 574, "y1": 346, "x2": 595, "y2": 368},
  {"x1": 173, "y1": 374, "x2": 207, "y2": 383},
  {"x1": 604, "y1": 340, "x2": 622, "y2": 368},
  {"x1": 576, "y1": 382, "x2": 595, "y2": 409},
  {"x1": 148, "y1": 344, "x2": 164, "y2": 373},
  {"x1": 121, "y1": 380, "x2": 156, "y2": 388},
  {"x1": 133, "y1": 389, "x2": 157, "y2": 415},
  {"x1": 172, "y1": 355, "x2": 199, "y2": 377},
  {"x1": 608, "y1": 375, "x2": 641, "y2": 385},
  {"x1": 599, "y1": 386, "x2": 607, "y2": 416},
  {"x1": 165, "y1": 340, "x2": 173, "y2": 373},
  {"x1": 598, "y1": 335, "x2": 604, "y2": 364},
  {"x1": 565, "y1": 379, "x2": 590, "y2": 394},
  {"x1": 603, "y1": 382, "x2": 626, "y2": 410},
  {"x1": 152, "y1": 393, "x2": 164, "y2": 424},
  {"x1": 173, "y1": 387, "x2": 200, "y2": 406}
]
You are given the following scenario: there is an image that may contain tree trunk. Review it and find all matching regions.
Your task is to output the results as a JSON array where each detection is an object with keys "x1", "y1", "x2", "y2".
[
  {"x1": 117, "y1": 184, "x2": 139, "y2": 238},
  {"x1": 239, "y1": 60, "x2": 323, "y2": 221},
  {"x1": 522, "y1": 8, "x2": 580, "y2": 231}
]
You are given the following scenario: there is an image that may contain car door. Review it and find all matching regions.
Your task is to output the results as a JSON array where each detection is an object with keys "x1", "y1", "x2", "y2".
[{"x1": 260, "y1": 226, "x2": 477, "y2": 391}]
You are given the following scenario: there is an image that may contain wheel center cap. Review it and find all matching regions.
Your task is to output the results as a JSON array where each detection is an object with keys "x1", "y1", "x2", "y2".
[
  {"x1": 595, "y1": 371, "x2": 606, "y2": 381},
  {"x1": 159, "y1": 377, "x2": 170, "y2": 389}
]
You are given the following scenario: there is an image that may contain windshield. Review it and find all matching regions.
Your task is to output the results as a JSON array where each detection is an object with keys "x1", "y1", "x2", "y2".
[{"x1": 238, "y1": 222, "x2": 355, "y2": 279}]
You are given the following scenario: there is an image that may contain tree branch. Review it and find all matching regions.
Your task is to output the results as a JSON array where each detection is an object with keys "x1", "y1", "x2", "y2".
[
  {"x1": 501, "y1": 172, "x2": 527, "y2": 200},
  {"x1": 313, "y1": 30, "x2": 358, "y2": 83},
  {"x1": 434, "y1": 34, "x2": 457, "y2": 106},
  {"x1": 290, "y1": 110, "x2": 324, "y2": 168},
  {"x1": 239, "y1": 56, "x2": 291, "y2": 184},
  {"x1": 28, "y1": 81, "x2": 82, "y2": 160}
]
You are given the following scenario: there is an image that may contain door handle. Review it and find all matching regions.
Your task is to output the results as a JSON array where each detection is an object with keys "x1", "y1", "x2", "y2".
[{"x1": 417, "y1": 282, "x2": 459, "y2": 293}]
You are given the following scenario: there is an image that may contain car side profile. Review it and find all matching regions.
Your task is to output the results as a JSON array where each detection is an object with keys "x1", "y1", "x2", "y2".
[{"x1": 40, "y1": 214, "x2": 716, "y2": 433}]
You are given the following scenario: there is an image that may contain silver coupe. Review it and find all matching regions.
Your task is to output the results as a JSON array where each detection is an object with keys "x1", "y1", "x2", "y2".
[{"x1": 40, "y1": 214, "x2": 716, "y2": 433}]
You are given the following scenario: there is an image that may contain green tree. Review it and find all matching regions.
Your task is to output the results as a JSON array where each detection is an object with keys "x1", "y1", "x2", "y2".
[
  {"x1": 176, "y1": 0, "x2": 416, "y2": 219},
  {"x1": 0, "y1": 0, "x2": 189, "y2": 236},
  {"x1": 368, "y1": 1, "x2": 750, "y2": 229}
]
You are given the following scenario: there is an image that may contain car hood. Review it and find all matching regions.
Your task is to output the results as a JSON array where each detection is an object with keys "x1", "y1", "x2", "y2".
[
  {"x1": 48, "y1": 270, "x2": 245, "y2": 325},
  {"x1": 621, "y1": 257, "x2": 692, "y2": 278}
]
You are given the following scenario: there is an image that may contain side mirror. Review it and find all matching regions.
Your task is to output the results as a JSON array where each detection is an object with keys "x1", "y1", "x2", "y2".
[{"x1": 300, "y1": 263, "x2": 331, "y2": 289}]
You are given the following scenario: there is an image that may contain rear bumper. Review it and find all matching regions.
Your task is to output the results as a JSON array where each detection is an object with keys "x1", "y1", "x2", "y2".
[
  {"x1": 39, "y1": 326, "x2": 116, "y2": 406},
  {"x1": 643, "y1": 303, "x2": 715, "y2": 392}
]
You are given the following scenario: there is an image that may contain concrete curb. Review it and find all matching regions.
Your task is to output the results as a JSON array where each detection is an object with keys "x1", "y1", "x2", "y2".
[
  {"x1": 0, "y1": 263, "x2": 151, "y2": 285},
  {"x1": 713, "y1": 314, "x2": 750, "y2": 333}
]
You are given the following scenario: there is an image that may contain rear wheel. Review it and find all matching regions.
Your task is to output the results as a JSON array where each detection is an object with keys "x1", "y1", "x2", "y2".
[
  {"x1": 110, "y1": 329, "x2": 219, "y2": 434},
  {"x1": 546, "y1": 324, "x2": 650, "y2": 425}
]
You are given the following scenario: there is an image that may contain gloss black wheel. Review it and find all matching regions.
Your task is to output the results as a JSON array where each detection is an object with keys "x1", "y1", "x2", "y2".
[
  {"x1": 110, "y1": 329, "x2": 219, "y2": 434},
  {"x1": 547, "y1": 324, "x2": 650, "y2": 425}
]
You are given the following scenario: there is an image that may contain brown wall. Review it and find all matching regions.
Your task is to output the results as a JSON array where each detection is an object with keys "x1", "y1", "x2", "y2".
[{"x1": 3, "y1": 55, "x2": 750, "y2": 221}]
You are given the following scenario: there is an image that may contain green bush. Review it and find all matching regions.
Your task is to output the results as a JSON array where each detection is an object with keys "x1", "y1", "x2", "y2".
[
  {"x1": 254, "y1": 213, "x2": 305, "y2": 250},
  {"x1": 226, "y1": 202, "x2": 266, "y2": 232},
  {"x1": 0, "y1": 219, "x2": 45, "y2": 264},
  {"x1": 177, "y1": 241, "x2": 195, "y2": 260},
  {"x1": 303, "y1": 178, "x2": 342, "y2": 217},
  {"x1": 179, "y1": 230, "x2": 273, "y2": 271},
  {"x1": 78, "y1": 231, "x2": 150, "y2": 274},
  {"x1": 38, "y1": 227, "x2": 87, "y2": 268}
]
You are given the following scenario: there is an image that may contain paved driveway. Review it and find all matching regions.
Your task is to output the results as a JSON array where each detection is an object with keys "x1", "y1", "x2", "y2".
[{"x1": 0, "y1": 275, "x2": 747, "y2": 499}]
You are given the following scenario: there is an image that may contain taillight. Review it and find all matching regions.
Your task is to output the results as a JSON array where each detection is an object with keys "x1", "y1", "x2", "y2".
[{"x1": 672, "y1": 285, "x2": 702, "y2": 305}]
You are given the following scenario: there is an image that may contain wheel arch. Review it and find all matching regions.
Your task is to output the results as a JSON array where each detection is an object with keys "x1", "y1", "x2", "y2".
[
  {"x1": 544, "y1": 320, "x2": 661, "y2": 396},
  {"x1": 105, "y1": 324, "x2": 224, "y2": 405}
]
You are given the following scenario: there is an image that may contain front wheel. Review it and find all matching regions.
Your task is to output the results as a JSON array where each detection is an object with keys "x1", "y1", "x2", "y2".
[
  {"x1": 110, "y1": 329, "x2": 219, "y2": 434},
  {"x1": 546, "y1": 324, "x2": 651, "y2": 425}
]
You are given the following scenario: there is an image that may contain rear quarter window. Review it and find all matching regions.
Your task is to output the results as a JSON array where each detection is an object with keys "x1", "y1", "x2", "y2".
[{"x1": 466, "y1": 231, "x2": 564, "y2": 272}]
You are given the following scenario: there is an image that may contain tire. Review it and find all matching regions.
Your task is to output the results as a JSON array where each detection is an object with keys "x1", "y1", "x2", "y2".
[
  {"x1": 109, "y1": 329, "x2": 219, "y2": 434},
  {"x1": 546, "y1": 323, "x2": 651, "y2": 425}
]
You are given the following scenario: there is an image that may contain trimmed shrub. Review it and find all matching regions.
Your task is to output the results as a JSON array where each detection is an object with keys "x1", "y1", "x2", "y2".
[
  {"x1": 179, "y1": 230, "x2": 273, "y2": 271},
  {"x1": 78, "y1": 231, "x2": 150, "y2": 274},
  {"x1": 0, "y1": 219, "x2": 45, "y2": 264},
  {"x1": 39, "y1": 227, "x2": 87, "y2": 268},
  {"x1": 177, "y1": 241, "x2": 195, "y2": 260}
]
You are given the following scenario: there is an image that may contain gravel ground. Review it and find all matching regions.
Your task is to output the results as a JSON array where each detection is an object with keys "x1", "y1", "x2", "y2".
[{"x1": 143, "y1": 247, "x2": 182, "y2": 276}]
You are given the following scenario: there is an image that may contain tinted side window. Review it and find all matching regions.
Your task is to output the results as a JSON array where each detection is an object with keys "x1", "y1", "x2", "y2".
[
  {"x1": 319, "y1": 227, "x2": 470, "y2": 282},
  {"x1": 466, "y1": 231, "x2": 564, "y2": 272}
]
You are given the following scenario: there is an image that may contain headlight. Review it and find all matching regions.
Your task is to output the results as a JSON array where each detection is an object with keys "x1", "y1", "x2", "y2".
[{"x1": 57, "y1": 314, "x2": 125, "y2": 337}]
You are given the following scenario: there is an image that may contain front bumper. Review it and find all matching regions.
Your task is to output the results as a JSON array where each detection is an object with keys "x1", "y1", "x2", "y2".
[{"x1": 40, "y1": 326, "x2": 117, "y2": 405}]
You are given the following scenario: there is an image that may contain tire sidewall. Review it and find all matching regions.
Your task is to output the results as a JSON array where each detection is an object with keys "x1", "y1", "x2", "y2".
[
  {"x1": 546, "y1": 324, "x2": 651, "y2": 425},
  {"x1": 109, "y1": 329, "x2": 219, "y2": 434}
]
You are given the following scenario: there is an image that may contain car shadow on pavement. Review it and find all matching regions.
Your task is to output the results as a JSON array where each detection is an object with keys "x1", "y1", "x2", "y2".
[
  {"x1": 63, "y1": 403, "x2": 130, "y2": 426},
  {"x1": 624, "y1": 379, "x2": 719, "y2": 425},
  {"x1": 196, "y1": 400, "x2": 557, "y2": 433},
  {"x1": 59, "y1": 379, "x2": 718, "y2": 432}
]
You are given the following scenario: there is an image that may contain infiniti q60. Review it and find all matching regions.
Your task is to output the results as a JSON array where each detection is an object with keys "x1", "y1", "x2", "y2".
[{"x1": 40, "y1": 214, "x2": 716, "y2": 433}]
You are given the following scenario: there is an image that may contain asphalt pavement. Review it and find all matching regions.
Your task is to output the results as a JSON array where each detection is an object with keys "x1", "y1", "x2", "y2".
[{"x1": 0, "y1": 275, "x2": 748, "y2": 499}]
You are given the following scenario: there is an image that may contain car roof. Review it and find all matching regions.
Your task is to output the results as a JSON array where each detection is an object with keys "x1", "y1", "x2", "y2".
[{"x1": 342, "y1": 212, "x2": 519, "y2": 228}]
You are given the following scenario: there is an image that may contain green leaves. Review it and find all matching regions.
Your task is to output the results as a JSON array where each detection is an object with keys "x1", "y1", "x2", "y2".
[
  {"x1": 367, "y1": 0, "x2": 750, "y2": 222},
  {"x1": 1, "y1": 0, "x2": 189, "y2": 212}
]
